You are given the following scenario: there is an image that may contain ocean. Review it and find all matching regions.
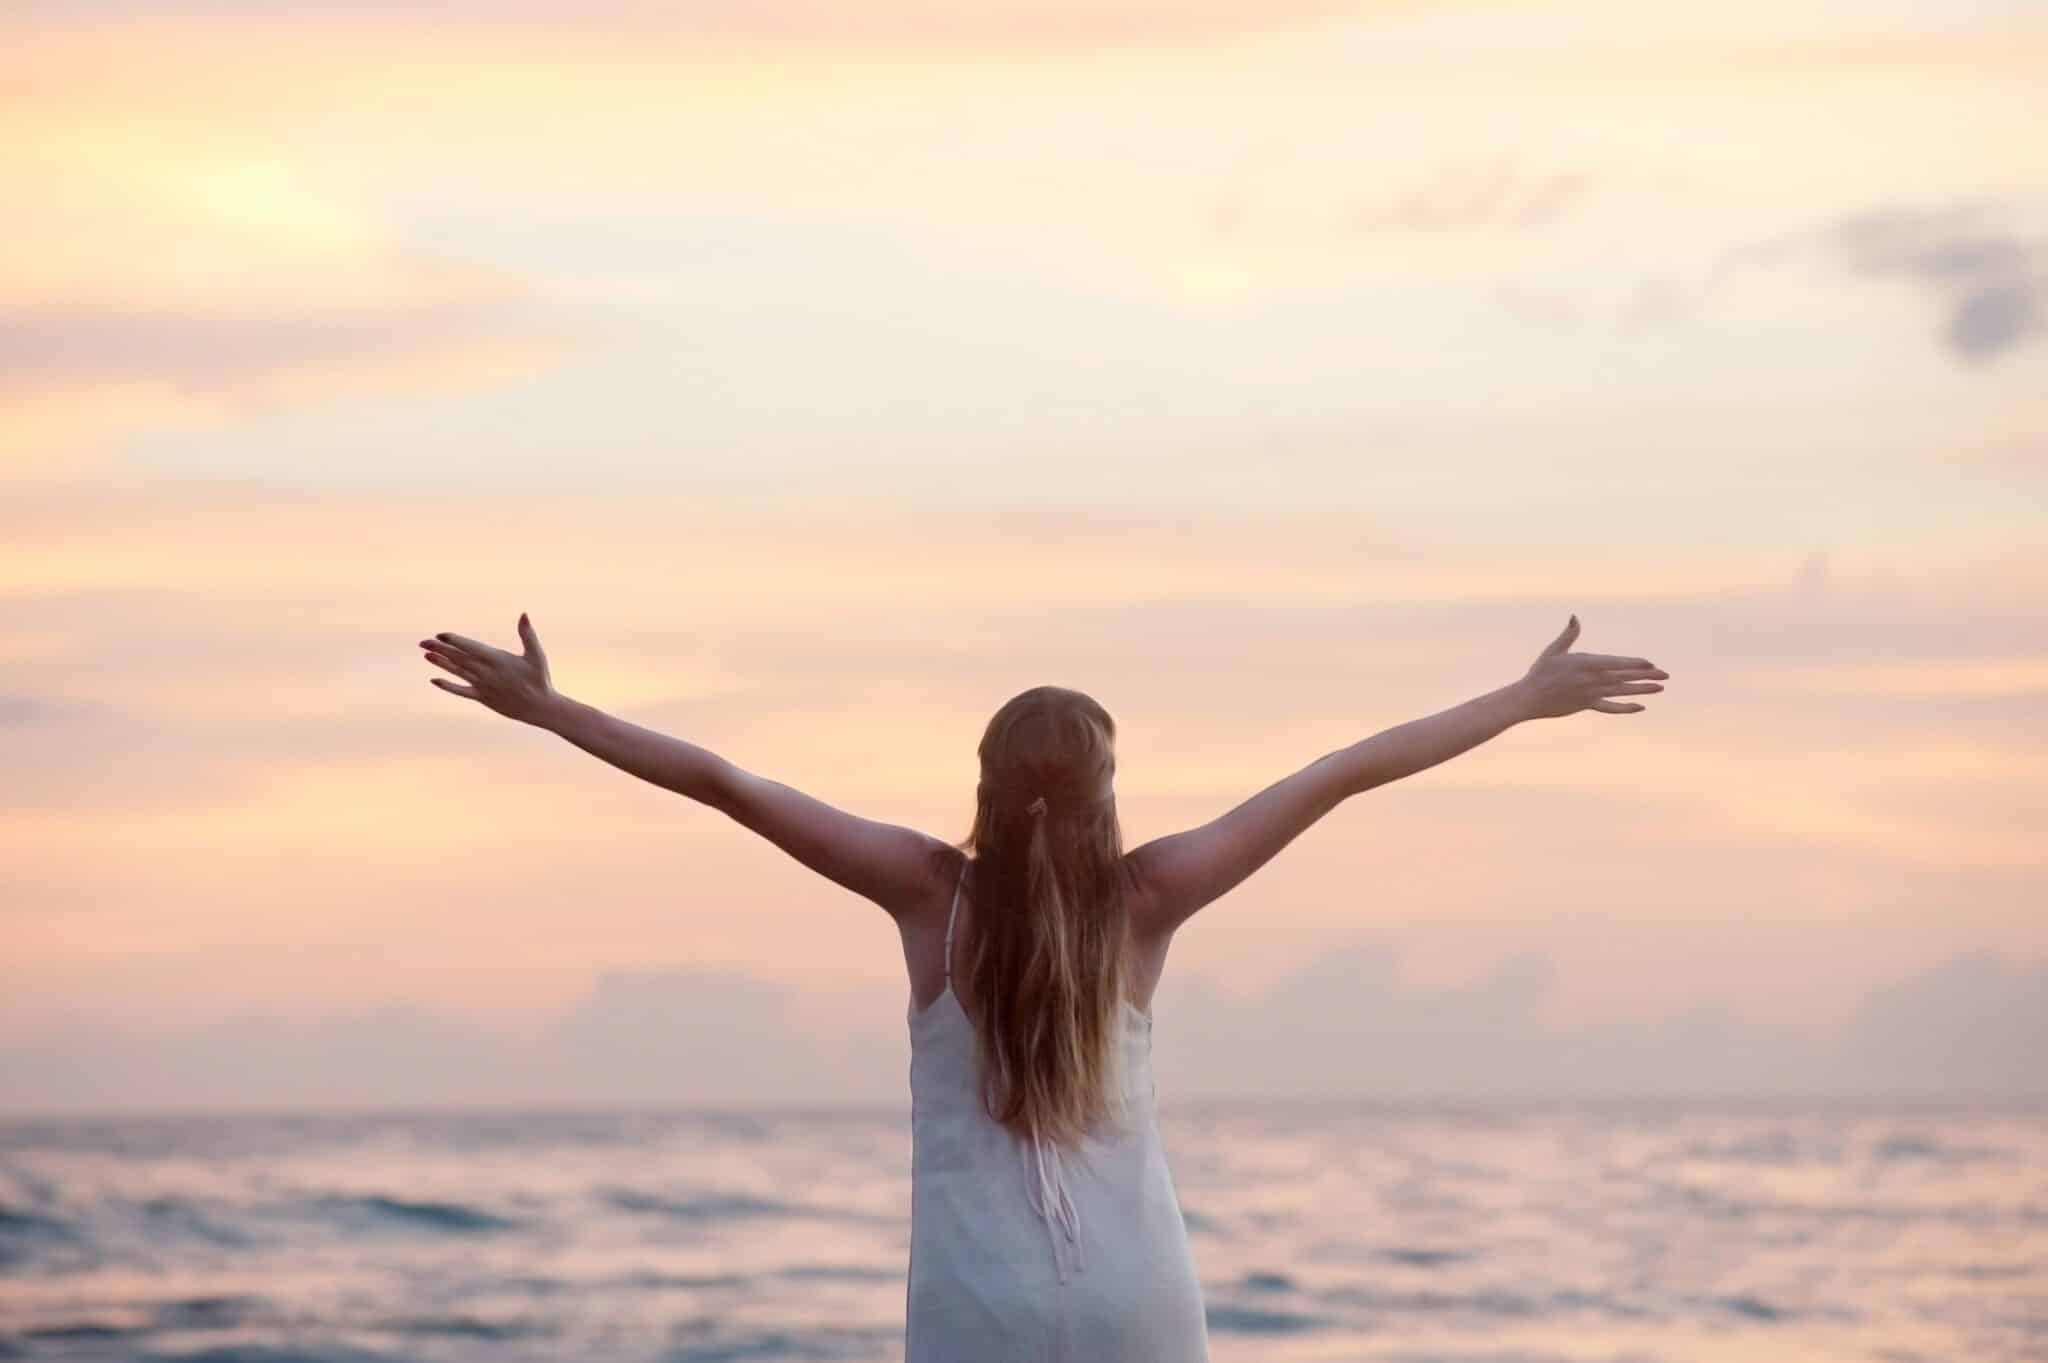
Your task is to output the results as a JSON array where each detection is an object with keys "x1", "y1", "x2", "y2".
[{"x1": 0, "y1": 1101, "x2": 2040, "y2": 1362}]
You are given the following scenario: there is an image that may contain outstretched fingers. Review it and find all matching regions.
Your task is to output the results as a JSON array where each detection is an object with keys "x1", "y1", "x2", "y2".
[
  {"x1": 432, "y1": 631, "x2": 510, "y2": 664},
  {"x1": 430, "y1": 677, "x2": 482, "y2": 701},
  {"x1": 1588, "y1": 672, "x2": 1664, "y2": 713},
  {"x1": 422, "y1": 646, "x2": 484, "y2": 682}
]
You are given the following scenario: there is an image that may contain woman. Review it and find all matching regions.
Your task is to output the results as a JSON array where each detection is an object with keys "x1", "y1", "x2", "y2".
[{"x1": 417, "y1": 613, "x2": 1667, "y2": 1360}]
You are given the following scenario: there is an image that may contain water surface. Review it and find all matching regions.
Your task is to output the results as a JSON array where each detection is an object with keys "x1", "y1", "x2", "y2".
[{"x1": 1, "y1": 1101, "x2": 2040, "y2": 1361}]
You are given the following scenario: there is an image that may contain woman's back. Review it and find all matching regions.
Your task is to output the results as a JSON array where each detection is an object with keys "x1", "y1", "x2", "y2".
[{"x1": 905, "y1": 855, "x2": 1211, "y2": 1361}]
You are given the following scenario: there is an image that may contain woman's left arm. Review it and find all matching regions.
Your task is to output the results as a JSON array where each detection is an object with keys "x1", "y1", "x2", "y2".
[{"x1": 421, "y1": 616, "x2": 947, "y2": 922}]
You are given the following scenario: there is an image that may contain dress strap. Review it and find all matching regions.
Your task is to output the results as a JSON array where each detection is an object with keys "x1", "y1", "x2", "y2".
[{"x1": 943, "y1": 858, "x2": 965, "y2": 989}]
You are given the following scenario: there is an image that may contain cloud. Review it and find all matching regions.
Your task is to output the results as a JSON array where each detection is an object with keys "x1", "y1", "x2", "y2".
[
  {"x1": 1503, "y1": 197, "x2": 2048, "y2": 353},
  {"x1": 1151, "y1": 944, "x2": 2048, "y2": 1098},
  {"x1": 1338, "y1": 157, "x2": 1601, "y2": 238},
  {"x1": 0, "y1": 968, "x2": 901, "y2": 1113},
  {"x1": 1704, "y1": 199, "x2": 2048, "y2": 363},
  {"x1": 0, "y1": 695, "x2": 69, "y2": 726},
  {"x1": 3, "y1": 947, "x2": 2040, "y2": 1114},
  {"x1": 0, "y1": 301, "x2": 569, "y2": 479},
  {"x1": 1824, "y1": 202, "x2": 2048, "y2": 361},
  {"x1": 0, "y1": 111, "x2": 574, "y2": 475},
  {"x1": 9, "y1": 0, "x2": 1377, "y2": 46},
  {"x1": 0, "y1": 301, "x2": 561, "y2": 400},
  {"x1": 0, "y1": 309, "x2": 564, "y2": 480},
  {"x1": 1835, "y1": 951, "x2": 2048, "y2": 1094},
  {"x1": 1729, "y1": 658, "x2": 2048, "y2": 698}
]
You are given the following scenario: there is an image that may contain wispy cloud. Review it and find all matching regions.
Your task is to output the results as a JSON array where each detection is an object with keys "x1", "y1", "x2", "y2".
[
  {"x1": 1825, "y1": 202, "x2": 2048, "y2": 361},
  {"x1": 1731, "y1": 658, "x2": 2048, "y2": 697},
  {"x1": 11, "y1": 0, "x2": 1382, "y2": 45},
  {"x1": 0, "y1": 113, "x2": 572, "y2": 475},
  {"x1": 0, "y1": 300, "x2": 564, "y2": 403},
  {"x1": 1701, "y1": 198, "x2": 2048, "y2": 363},
  {"x1": 1338, "y1": 157, "x2": 1601, "y2": 237}
]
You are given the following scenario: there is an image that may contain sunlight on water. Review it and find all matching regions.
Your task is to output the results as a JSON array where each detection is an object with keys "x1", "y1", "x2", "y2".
[{"x1": 0, "y1": 1102, "x2": 2041, "y2": 1362}]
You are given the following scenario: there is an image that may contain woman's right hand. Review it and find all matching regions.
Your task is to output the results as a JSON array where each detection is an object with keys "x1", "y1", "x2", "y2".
[{"x1": 1518, "y1": 615, "x2": 1668, "y2": 719}]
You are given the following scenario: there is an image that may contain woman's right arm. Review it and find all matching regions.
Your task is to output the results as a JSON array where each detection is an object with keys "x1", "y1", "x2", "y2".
[{"x1": 1125, "y1": 615, "x2": 1667, "y2": 940}]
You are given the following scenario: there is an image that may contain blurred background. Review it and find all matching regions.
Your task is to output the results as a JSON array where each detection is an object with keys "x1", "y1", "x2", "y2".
[{"x1": 3, "y1": 0, "x2": 2043, "y2": 1360}]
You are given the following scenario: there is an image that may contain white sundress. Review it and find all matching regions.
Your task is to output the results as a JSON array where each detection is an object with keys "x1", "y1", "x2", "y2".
[{"x1": 904, "y1": 856, "x2": 1211, "y2": 1362}]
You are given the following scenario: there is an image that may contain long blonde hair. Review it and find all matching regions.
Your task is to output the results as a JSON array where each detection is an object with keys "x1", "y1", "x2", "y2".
[{"x1": 950, "y1": 686, "x2": 1135, "y2": 1151}]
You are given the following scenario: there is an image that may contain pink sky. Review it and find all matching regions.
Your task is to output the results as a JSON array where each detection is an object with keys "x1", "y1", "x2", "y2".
[{"x1": 3, "y1": 0, "x2": 2044, "y2": 1097}]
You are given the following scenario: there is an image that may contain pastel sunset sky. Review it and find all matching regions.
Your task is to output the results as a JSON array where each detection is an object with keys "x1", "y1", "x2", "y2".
[{"x1": 4, "y1": 0, "x2": 2044, "y2": 1106}]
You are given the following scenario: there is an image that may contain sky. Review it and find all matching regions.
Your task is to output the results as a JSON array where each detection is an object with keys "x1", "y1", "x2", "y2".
[{"x1": 3, "y1": 0, "x2": 2044, "y2": 1112}]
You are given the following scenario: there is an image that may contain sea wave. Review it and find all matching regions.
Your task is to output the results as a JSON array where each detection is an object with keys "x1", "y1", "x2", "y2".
[{"x1": 0, "y1": 1103, "x2": 2039, "y2": 1363}]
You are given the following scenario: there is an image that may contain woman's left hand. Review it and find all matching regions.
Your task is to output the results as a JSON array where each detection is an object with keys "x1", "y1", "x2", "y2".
[{"x1": 419, "y1": 613, "x2": 557, "y2": 725}]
